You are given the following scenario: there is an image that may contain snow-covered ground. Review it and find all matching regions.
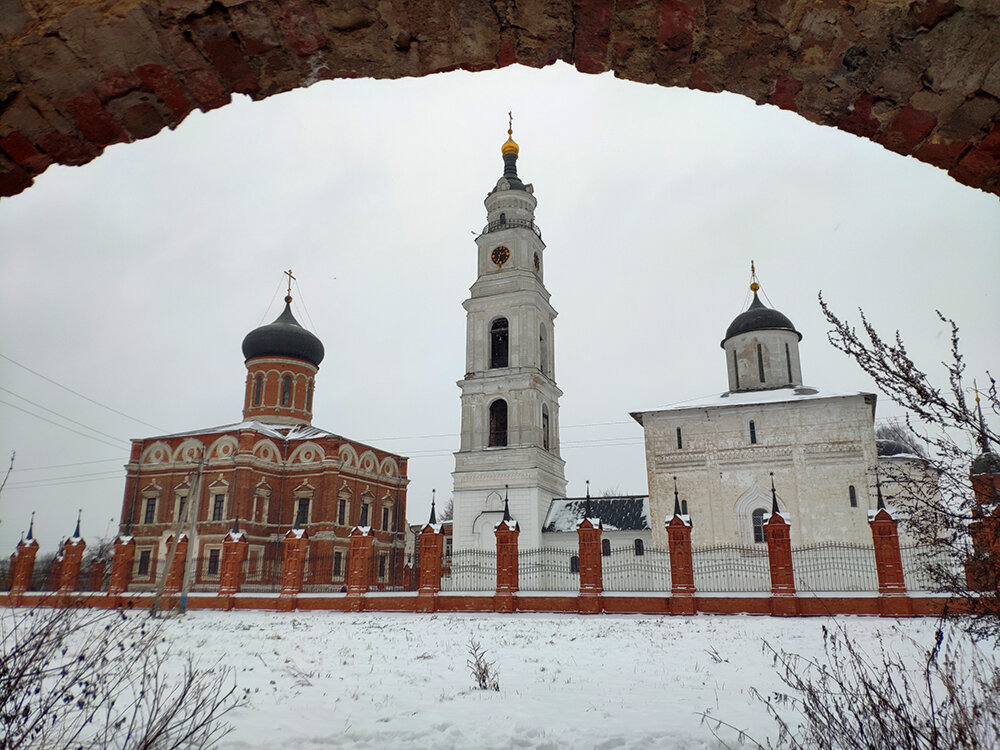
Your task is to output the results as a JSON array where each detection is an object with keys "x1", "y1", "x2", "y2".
[{"x1": 138, "y1": 611, "x2": 969, "y2": 749}]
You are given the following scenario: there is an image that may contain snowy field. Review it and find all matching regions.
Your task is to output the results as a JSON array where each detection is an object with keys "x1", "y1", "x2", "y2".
[{"x1": 135, "y1": 610, "x2": 966, "y2": 749}]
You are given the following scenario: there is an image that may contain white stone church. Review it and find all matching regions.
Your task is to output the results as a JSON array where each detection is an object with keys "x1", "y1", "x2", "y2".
[{"x1": 451, "y1": 128, "x2": 911, "y2": 555}]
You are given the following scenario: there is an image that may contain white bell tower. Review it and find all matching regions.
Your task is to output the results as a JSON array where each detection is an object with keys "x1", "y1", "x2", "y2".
[{"x1": 452, "y1": 121, "x2": 567, "y2": 551}]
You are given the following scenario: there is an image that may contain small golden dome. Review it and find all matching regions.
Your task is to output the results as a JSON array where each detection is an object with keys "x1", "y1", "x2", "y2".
[
  {"x1": 501, "y1": 127, "x2": 519, "y2": 156},
  {"x1": 750, "y1": 281, "x2": 760, "y2": 293}
]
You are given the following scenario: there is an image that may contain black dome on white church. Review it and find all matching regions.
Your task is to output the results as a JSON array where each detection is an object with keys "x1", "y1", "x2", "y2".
[
  {"x1": 724, "y1": 290, "x2": 802, "y2": 343},
  {"x1": 242, "y1": 297, "x2": 325, "y2": 367}
]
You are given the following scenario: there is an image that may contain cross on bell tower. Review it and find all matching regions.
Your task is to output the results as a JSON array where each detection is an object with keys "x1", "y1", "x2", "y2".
[{"x1": 451, "y1": 121, "x2": 567, "y2": 552}]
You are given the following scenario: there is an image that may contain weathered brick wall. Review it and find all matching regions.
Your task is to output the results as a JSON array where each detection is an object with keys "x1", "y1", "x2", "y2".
[{"x1": 1, "y1": 1, "x2": 998, "y2": 197}]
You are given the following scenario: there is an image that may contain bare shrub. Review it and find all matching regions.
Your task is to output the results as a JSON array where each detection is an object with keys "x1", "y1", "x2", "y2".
[
  {"x1": 820, "y1": 298, "x2": 999, "y2": 641},
  {"x1": 755, "y1": 626, "x2": 1000, "y2": 750},
  {"x1": 0, "y1": 606, "x2": 247, "y2": 749},
  {"x1": 466, "y1": 638, "x2": 499, "y2": 691}
]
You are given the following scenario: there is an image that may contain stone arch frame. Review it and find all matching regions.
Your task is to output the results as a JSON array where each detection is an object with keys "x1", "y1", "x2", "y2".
[
  {"x1": 289, "y1": 441, "x2": 325, "y2": 464},
  {"x1": 358, "y1": 488, "x2": 376, "y2": 528},
  {"x1": 358, "y1": 450, "x2": 379, "y2": 474},
  {"x1": 140, "y1": 441, "x2": 172, "y2": 465},
  {"x1": 734, "y1": 482, "x2": 773, "y2": 546},
  {"x1": 339, "y1": 444, "x2": 359, "y2": 468},
  {"x1": 379, "y1": 456, "x2": 399, "y2": 477},
  {"x1": 207, "y1": 435, "x2": 238, "y2": 461},
  {"x1": 207, "y1": 477, "x2": 231, "y2": 521},
  {"x1": 172, "y1": 438, "x2": 205, "y2": 463},
  {"x1": 253, "y1": 479, "x2": 272, "y2": 523},
  {"x1": 252, "y1": 438, "x2": 283, "y2": 463},
  {"x1": 1, "y1": 4, "x2": 998, "y2": 200}
]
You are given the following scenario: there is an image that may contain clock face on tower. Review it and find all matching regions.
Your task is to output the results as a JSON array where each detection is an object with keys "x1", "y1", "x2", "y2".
[{"x1": 491, "y1": 246, "x2": 510, "y2": 268}]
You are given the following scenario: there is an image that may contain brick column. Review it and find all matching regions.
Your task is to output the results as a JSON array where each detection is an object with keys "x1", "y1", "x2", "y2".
[
  {"x1": 108, "y1": 535, "x2": 136, "y2": 595},
  {"x1": 666, "y1": 506, "x2": 696, "y2": 615},
  {"x1": 346, "y1": 526, "x2": 374, "y2": 610},
  {"x1": 494, "y1": 504, "x2": 520, "y2": 613},
  {"x1": 88, "y1": 558, "x2": 107, "y2": 591},
  {"x1": 9, "y1": 533, "x2": 39, "y2": 604},
  {"x1": 577, "y1": 517, "x2": 603, "y2": 614},
  {"x1": 163, "y1": 534, "x2": 188, "y2": 594},
  {"x1": 57, "y1": 535, "x2": 86, "y2": 599},
  {"x1": 278, "y1": 528, "x2": 308, "y2": 611},
  {"x1": 219, "y1": 526, "x2": 248, "y2": 598},
  {"x1": 416, "y1": 513, "x2": 444, "y2": 611},
  {"x1": 765, "y1": 513, "x2": 798, "y2": 616},
  {"x1": 869, "y1": 500, "x2": 912, "y2": 616},
  {"x1": 966, "y1": 463, "x2": 1000, "y2": 592}
]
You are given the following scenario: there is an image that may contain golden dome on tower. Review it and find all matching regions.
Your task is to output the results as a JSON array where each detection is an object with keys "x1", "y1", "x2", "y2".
[
  {"x1": 501, "y1": 130, "x2": 519, "y2": 156},
  {"x1": 501, "y1": 112, "x2": 519, "y2": 155}
]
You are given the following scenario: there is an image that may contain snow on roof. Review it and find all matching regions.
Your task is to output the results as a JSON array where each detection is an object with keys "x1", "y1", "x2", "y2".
[
  {"x1": 631, "y1": 385, "x2": 873, "y2": 420},
  {"x1": 543, "y1": 496, "x2": 650, "y2": 533},
  {"x1": 145, "y1": 420, "x2": 344, "y2": 441}
]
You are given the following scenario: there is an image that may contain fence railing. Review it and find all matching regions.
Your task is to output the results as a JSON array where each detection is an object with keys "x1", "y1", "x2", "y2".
[
  {"x1": 518, "y1": 547, "x2": 580, "y2": 591},
  {"x1": 792, "y1": 543, "x2": 879, "y2": 592},
  {"x1": 900, "y1": 545, "x2": 960, "y2": 592},
  {"x1": 441, "y1": 549, "x2": 496, "y2": 591},
  {"x1": 691, "y1": 544, "x2": 770, "y2": 593},
  {"x1": 603, "y1": 545, "x2": 672, "y2": 592}
]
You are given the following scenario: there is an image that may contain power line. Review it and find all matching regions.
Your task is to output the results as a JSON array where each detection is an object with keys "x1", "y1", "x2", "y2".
[
  {"x1": 12, "y1": 457, "x2": 127, "y2": 473},
  {"x1": 7, "y1": 469, "x2": 124, "y2": 489},
  {"x1": 0, "y1": 399, "x2": 129, "y2": 452},
  {"x1": 0, "y1": 387, "x2": 131, "y2": 446},
  {"x1": 4, "y1": 473, "x2": 124, "y2": 490},
  {"x1": 0, "y1": 353, "x2": 166, "y2": 432}
]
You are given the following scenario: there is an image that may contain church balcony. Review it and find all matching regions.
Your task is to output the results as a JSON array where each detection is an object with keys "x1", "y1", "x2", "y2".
[{"x1": 481, "y1": 218, "x2": 542, "y2": 239}]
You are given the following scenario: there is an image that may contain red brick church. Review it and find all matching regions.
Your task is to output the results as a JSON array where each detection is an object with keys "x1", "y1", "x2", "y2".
[{"x1": 116, "y1": 281, "x2": 408, "y2": 592}]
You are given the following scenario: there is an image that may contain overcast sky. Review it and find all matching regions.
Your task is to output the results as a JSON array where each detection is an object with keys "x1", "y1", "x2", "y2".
[{"x1": 1, "y1": 63, "x2": 997, "y2": 554}]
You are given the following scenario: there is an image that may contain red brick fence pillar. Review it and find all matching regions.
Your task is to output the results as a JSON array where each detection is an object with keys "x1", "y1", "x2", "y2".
[
  {"x1": 495, "y1": 499, "x2": 519, "y2": 614},
  {"x1": 219, "y1": 521, "x2": 248, "y2": 604},
  {"x1": 417, "y1": 497, "x2": 444, "y2": 612},
  {"x1": 108, "y1": 535, "x2": 136, "y2": 596},
  {"x1": 666, "y1": 481, "x2": 696, "y2": 615},
  {"x1": 56, "y1": 534, "x2": 86, "y2": 604},
  {"x1": 765, "y1": 477, "x2": 798, "y2": 616},
  {"x1": 9, "y1": 519, "x2": 39, "y2": 605},
  {"x1": 966, "y1": 448, "x2": 1000, "y2": 592},
  {"x1": 278, "y1": 528, "x2": 308, "y2": 611},
  {"x1": 346, "y1": 526, "x2": 374, "y2": 611},
  {"x1": 577, "y1": 515, "x2": 603, "y2": 615},
  {"x1": 869, "y1": 480, "x2": 912, "y2": 616}
]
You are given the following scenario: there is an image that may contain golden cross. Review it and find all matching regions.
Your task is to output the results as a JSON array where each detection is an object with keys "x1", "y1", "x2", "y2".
[
  {"x1": 284, "y1": 269, "x2": 295, "y2": 297},
  {"x1": 508, "y1": 111, "x2": 513, "y2": 134}
]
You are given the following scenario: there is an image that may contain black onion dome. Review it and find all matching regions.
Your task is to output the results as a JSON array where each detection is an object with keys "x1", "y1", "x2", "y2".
[
  {"x1": 724, "y1": 292, "x2": 802, "y2": 343},
  {"x1": 242, "y1": 300, "x2": 324, "y2": 367},
  {"x1": 972, "y1": 450, "x2": 1000, "y2": 476}
]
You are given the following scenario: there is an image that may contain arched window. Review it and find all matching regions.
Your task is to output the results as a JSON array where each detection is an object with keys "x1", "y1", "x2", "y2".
[
  {"x1": 676, "y1": 427, "x2": 683, "y2": 450},
  {"x1": 749, "y1": 420, "x2": 757, "y2": 444},
  {"x1": 488, "y1": 399, "x2": 508, "y2": 447},
  {"x1": 752, "y1": 508, "x2": 767, "y2": 543},
  {"x1": 757, "y1": 343, "x2": 766, "y2": 383},
  {"x1": 849, "y1": 485, "x2": 858, "y2": 508},
  {"x1": 490, "y1": 318, "x2": 509, "y2": 368},
  {"x1": 733, "y1": 350, "x2": 740, "y2": 389},
  {"x1": 785, "y1": 342, "x2": 793, "y2": 382},
  {"x1": 570, "y1": 555, "x2": 580, "y2": 573},
  {"x1": 539, "y1": 324, "x2": 547, "y2": 376},
  {"x1": 306, "y1": 380, "x2": 314, "y2": 411},
  {"x1": 281, "y1": 375, "x2": 292, "y2": 406},
  {"x1": 681, "y1": 499, "x2": 688, "y2": 516},
  {"x1": 601, "y1": 538, "x2": 611, "y2": 557},
  {"x1": 634, "y1": 539, "x2": 644, "y2": 556},
  {"x1": 252, "y1": 374, "x2": 263, "y2": 406},
  {"x1": 499, "y1": 212, "x2": 506, "y2": 224},
  {"x1": 542, "y1": 404, "x2": 550, "y2": 451}
]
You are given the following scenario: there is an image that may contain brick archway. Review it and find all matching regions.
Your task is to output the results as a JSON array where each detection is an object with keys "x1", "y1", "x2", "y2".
[{"x1": 2, "y1": 1, "x2": 998, "y2": 197}]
